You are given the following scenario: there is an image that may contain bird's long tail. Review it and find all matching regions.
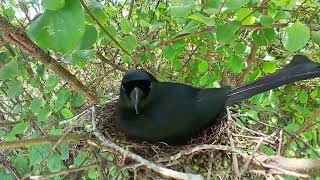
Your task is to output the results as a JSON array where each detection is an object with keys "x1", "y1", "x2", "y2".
[{"x1": 226, "y1": 55, "x2": 320, "y2": 105}]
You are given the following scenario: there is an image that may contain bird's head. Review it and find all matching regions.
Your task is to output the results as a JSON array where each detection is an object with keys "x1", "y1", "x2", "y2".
[{"x1": 120, "y1": 70, "x2": 157, "y2": 115}]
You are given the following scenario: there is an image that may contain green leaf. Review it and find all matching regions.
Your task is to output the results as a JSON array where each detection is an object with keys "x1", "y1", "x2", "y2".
[
  {"x1": 27, "y1": 0, "x2": 85, "y2": 53},
  {"x1": 0, "y1": 170, "x2": 15, "y2": 180},
  {"x1": 120, "y1": 36, "x2": 138, "y2": 52},
  {"x1": 262, "y1": 61, "x2": 276, "y2": 73},
  {"x1": 172, "y1": 59, "x2": 183, "y2": 70},
  {"x1": 187, "y1": 13, "x2": 215, "y2": 26},
  {"x1": 274, "y1": 10, "x2": 290, "y2": 20},
  {"x1": 0, "y1": 60, "x2": 19, "y2": 80},
  {"x1": 71, "y1": 92, "x2": 85, "y2": 107},
  {"x1": 29, "y1": 144, "x2": 51, "y2": 165},
  {"x1": 55, "y1": 88, "x2": 71, "y2": 111},
  {"x1": 260, "y1": 15, "x2": 273, "y2": 26},
  {"x1": 61, "y1": 108, "x2": 74, "y2": 119},
  {"x1": 42, "y1": 0, "x2": 65, "y2": 11},
  {"x1": 121, "y1": 54, "x2": 132, "y2": 63},
  {"x1": 100, "y1": 152, "x2": 114, "y2": 161},
  {"x1": 13, "y1": 155, "x2": 30, "y2": 175},
  {"x1": 233, "y1": 42, "x2": 246, "y2": 55},
  {"x1": 311, "y1": 31, "x2": 320, "y2": 45},
  {"x1": 74, "y1": 151, "x2": 86, "y2": 166},
  {"x1": 3, "y1": 8, "x2": 15, "y2": 21},
  {"x1": 71, "y1": 49, "x2": 97, "y2": 68},
  {"x1": 11, "y1": 122, "x2": 28, "y2": 135},
  {"x1": 298, "y1": 90, "x2": 308, "y2": 104},
  {"x1": 87, "y1": 1, "x2": 108, "y2": 24},
  {"x1": 198, "y1": 60, "x2": 209, "y2": 73},
  {"x1": 260, "y1": 145, "x2": 276, "y2": 156},
  {"x1": 225, "y1": 0, "x2": 251, "y2": 11},
  {"x1": 163, "y1": 45, "x2": 176, "y2": 60},
  {"x1": 282, "y1": 22, "x2": 310, "y2": 52},
  {"x1": 37, "y1": 104, "x2": 52, "y2": 122},
  {"x1": 50, "y1": 128, "x2": 63, "y2": 135},
  {"x1": 44, "y1": 76, "x2": 59, "y2": 93},
  {"x1": 227, "y1": 55, "x2": 246, "y2": 74},
  {"x1": 6, "y1": 82, "x2": 23, "y2": 99},
  {"x1": 79, "y1": 25, "x2": 97, "y2": 50},
  {"x1": 217, "y1": 21, "x2": 241, "y2": 43},
  {"x1": 48, "y1": 153, "x2": 62, "y2": 172},
  {"x1": 236, "y1": 8, "x2": 256, "y2": 25},
  {"x1": 253, "y1": 29, "x2": 277, "y2": 46},
  {"x1": 139, "y1": 19, "x2": 150, "y2": 28},
  {"x1": 170, "y1": 5, "x2": 193, "y2": 18},
  {"x1": 88, "y1": 168, "x2": 99, "y2": 179},
  {"x1": 57, "y1": 143, "x2": 69, "y2": 160},
  {"x1": 30, "y1": 98, "x2": 43, "y2": 114},
  {"x1": 203, "y1": 0, "x2": 222, "y2": 14},
  {"x1": 245, "y1": 110, "x2": 259, "y2": 121},
  {"x1": 178, "y1": 20, "x2": 199, "y2": 35},
  {"x1": 311, "y1": 88, "x2": 319, "y2": 99},
  {"x1": 120, "y1": 19, "x2": 134, "y2": 34},
  {"x1": 199, "y1": 74, "x2": 209, "y2": 86},
  {"x1": 285, "y1": 122, "x2": 300, "y2": 132}
]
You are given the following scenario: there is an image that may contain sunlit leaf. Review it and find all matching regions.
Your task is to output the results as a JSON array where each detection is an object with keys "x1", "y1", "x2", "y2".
[
  {"x1": 48, "y1": 153, "x2": 62, "y2": 172},
  {"x1": 27, "y1": 0, "x2": 85, "y2": 53},
  {"x1": 282, "y1": 22, "x2": 310, "y2": 52},
  {"x1": 0, "y1": 60, "x2": 19, "y2": 80},
  {"x1": 42, "y1": 0, "x2": 65, "y2": 11},
  {"x1": 120, "y1": 36, "x2": 138, "y2": 52},
  {"x1": 217, "y1": 21, "x2": 241, "y2": 43}
]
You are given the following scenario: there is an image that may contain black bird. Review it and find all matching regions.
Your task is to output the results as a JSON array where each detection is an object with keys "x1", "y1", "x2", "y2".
[{"x1": 116, "y1": 55, "x2": 320, "y2": 144}]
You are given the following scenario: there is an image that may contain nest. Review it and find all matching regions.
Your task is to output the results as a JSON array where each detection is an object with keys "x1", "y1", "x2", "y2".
[{"x1": 95, "y1": 100, "x2": 237, "y2": 179}]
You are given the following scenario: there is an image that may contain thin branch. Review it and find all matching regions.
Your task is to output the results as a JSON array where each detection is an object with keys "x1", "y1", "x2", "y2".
[
  {"x1": 157, "y1": 144, "x2": 242, "y2": 163},
  {"x1": 239, "y1": 42, "x2": 258, "y2": 85},
  {"x1": 0, "y1": 135, "x2": 90, "y2": 149},
  {"x1": 0, "y1": 151, "x2": 21, "y2": 180},
  {"x1": 24, "y1": 163, "x2": 99, "y2": 180},
  {"x1": 128, "y1": 0, "x2": 135, "y2": 19},
  {"x1": 96, "y1": 51, "x2": 127, "y2": 72},
  {"x1": 239, "y1": 137, "x2": 264, "y2": 176},
  {"x1": 240, "y1": 0, "x2": 271, "y2": 23}
]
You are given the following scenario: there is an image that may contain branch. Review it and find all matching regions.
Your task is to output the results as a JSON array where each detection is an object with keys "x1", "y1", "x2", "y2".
[
  {"x1": 0, "y1": 16, "x2": 99, "y2": 103},
  {"x1": 96, "y1": 51, "x2": 128, "y2": 72},
  {"x1": 241, "y1": 153, "x2": 320, "y2": 177},
  {"x1": 240, "y1": 42, "x2": 258, "y2": 85},
  {"x1": 157, "y1": 144, "x2": 241, "y2": 163},
  {"x1": 23, "y1": 163, "x2": 99, "y2": 180},
  {"x1": 0, "y1": 135, "x2": 89, "y2": 149},
  {"x1": 0, "y1": 151, "x2": 21, "y2": 180},
  {"x1": 91, "y1": 106, "x2": 204, "y2": 180},
  {"x1": 239, "y1": 137, "x2": 264, "y2": 177}
]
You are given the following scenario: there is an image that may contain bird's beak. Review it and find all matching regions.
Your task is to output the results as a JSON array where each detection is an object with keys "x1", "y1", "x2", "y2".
[{"x1": 129, "y1": 87, "x2": 143, "y2": 115}]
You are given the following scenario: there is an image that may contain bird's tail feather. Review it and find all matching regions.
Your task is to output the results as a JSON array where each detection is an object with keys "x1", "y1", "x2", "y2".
[{"x1": 226, "y1": 55, "x2": 320, "y2": 105}]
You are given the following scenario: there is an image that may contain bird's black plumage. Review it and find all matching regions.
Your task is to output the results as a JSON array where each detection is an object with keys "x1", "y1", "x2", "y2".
[{"x1": 116, "y1": 55, "x2": 320, "y2": 144}]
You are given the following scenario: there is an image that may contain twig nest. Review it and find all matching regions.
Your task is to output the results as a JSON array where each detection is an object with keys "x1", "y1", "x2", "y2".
[{"x1": 95, "y1": 100, "x2": 234, "y2": 177}]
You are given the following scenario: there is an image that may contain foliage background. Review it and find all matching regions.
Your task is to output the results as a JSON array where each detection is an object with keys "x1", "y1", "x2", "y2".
[{"x1": 0, "y1": 0, "x2": 320, "y2": 179}]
